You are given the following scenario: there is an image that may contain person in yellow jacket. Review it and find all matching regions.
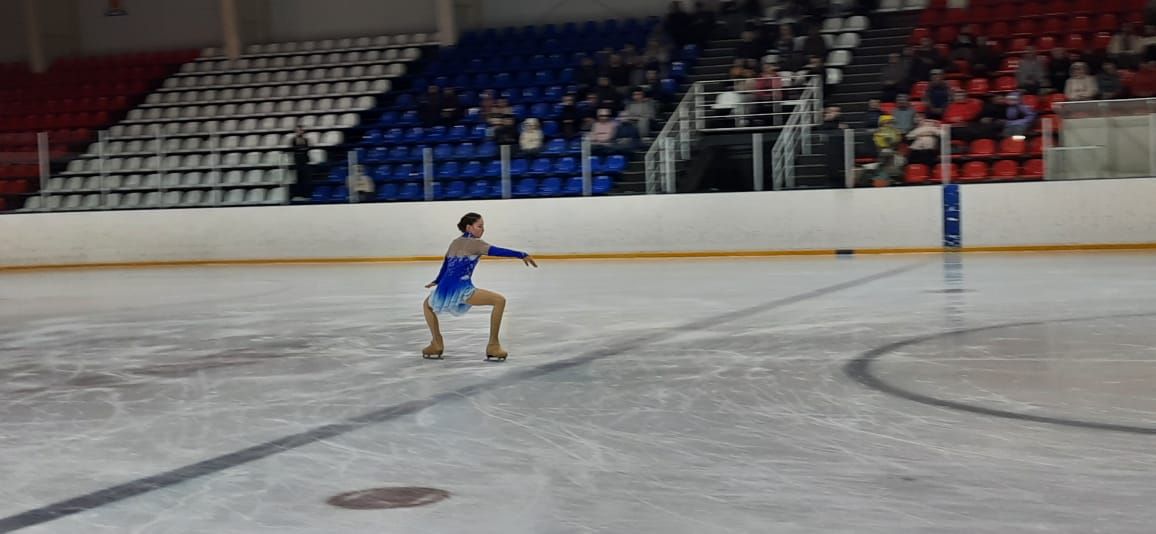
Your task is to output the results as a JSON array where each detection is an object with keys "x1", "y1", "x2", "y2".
[{"x1": 872, "y1": 115, "x2": 905, "y2": 184}]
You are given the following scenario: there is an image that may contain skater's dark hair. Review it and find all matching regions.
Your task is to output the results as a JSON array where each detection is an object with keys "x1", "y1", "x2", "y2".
[{"x1": 458, "y1": 212, "x2": 482, "y2": 232}]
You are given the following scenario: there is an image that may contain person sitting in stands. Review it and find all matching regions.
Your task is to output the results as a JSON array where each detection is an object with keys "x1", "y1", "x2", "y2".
[
  {"x1": 623, "y1": 89, "x2": 657, "y2": 138},
  {"x1": 1016, "y1": 47, "x2": 1046, "y2": 95},
  {"x1": 1098, "y1": 61, "x2": 1125, "y2": 99},
  {"x1": 906, "y1": 113, "x2": 941, "y2": 167},
  {"x1": 1004, "y1": 92, "x2": 1036, "y2": 138},
  {"x1": 872, "y1": 115, "x2": 905, "y2": 184},
  {"x1": 864, "y1": 98, "x2": 883, "y2": 129},
  {"x1": 1064, "y1": 62, "x2": 1099, "y2": 101},
  {"x1": 589, "y1": 109, "x2": 620, "y2": 155},
  {"x1": 419, "y1": 85, "x2": 442, "y2": 128},
  {"x1": 559, "y1": 94, "x2": 580, "y2": 139},
  {"x1": 880, "y1": 53, "x2": 910, "y2": 103},
  {"x1": 891, "y1": 93, "x2": 917, "y2": 133},
  {"x1": 613, "y1": 116, "x2": 642, "y2": 153},
  {"x1": 1110, "y1": 23, "x2": 1143, "y2": 70},
  {"x1": 922, "y1": 69, "x2": 951, "y2": 119},
  {"x1": 494, "y1": 116, "x2": 518, "y2": 147},
  {"x1": 519, "y1": 118, "x2": 543, "y2": 156},
  {"x1": 594, "y1": 77, "x2": 623, "y2": 111}
]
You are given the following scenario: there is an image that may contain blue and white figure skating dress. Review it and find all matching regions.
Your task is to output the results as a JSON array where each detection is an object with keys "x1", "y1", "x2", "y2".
[{"x1": 428, "y1": 233, "x2": 528, "y2": 315}]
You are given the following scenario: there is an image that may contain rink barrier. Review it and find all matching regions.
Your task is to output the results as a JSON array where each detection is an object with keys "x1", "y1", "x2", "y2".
[{"x1": 7, "y1": 244, "x2": 1156, "y2": 272}]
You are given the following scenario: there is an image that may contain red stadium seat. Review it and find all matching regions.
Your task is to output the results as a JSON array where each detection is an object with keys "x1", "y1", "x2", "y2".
[
  {"x1": 967, "y1": 78, "x2": 990, "y2": 95},
  {"x1": 969, "y1": 139, "x2": 997, "y2": 157},
  {"x1": 1028, "y1": 137, "x2": 1045, "y2": 155},
  {"x1": 1093, "y1": 32, "x2": 1113, "y2": 51},
  {"x1": 961, "y1": 161, "x2": 990, "y2": 182},
  {"x1": 1095, "y1": 14, "x2": 1119, "y2": 33},
  {"x1": 986, "y1": 21, "x2": 1011, "y2": 40},
  {"x1": 1022, "y1": 94, "x2": 1040, "y2": 109},
  {"x1": 998, "y1": 57, "x2": 1020, "y2": 74},
  {"x1": 911, "y1": 27, "x2": 930, "y2": 44},
  {"x1": 1037, "y1": 35, "x2": 1056, "y2": 51},
  {"x1": 1009, "y1": 37, "x2": 1031, "y2": 53},
  {"x1": 935, "y1": 25, "x2": 959, "y2": 44},
  {"x1": 995, "y1": 76, "x2": 1018, "y2": 91},
  {"x1": 1022, "y1": 159, "x2": 1044, "y2": 178},
  {"x1": 992, "y1": 159, "x2": 1020, "y2": 178},
  {"x1": 932, "y1": 163, "x2": 958, "y2": 182},
  {"x1": 1013, "y1": 19, "x2": 1038, "y2": 36},
  {"x1": 1065, "y1": 34, "x2": 1085, "y2": 50},
  {"x1": 904, "y1": 164, "x2": 930, "y2": 184},
  {"x1": 999, "y1": 137, "x2": 1027, "y2": 156},
  {"x1": 911, "y1": 81, "x2": 929, "y2": 99},
  {"x1": 1070, "y1": 15, "x2": 1091, "y2": 33}
]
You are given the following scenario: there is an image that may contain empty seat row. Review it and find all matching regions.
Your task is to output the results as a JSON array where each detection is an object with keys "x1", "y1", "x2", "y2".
[
  {"x1": 200, "y1": 34, "x2": 431, "y2": 59},
  {"x1": 126, "y1": 99, "x2": 373, "y2": 122},
  {"x1": 62, "y1": 151, "x2": 294, "y2": 175},
  {"x1": 180, "y1": 49, "x2": 416, "y2": 75},
  {"x1": 109, "y1": 116, "x2": 354, "y2": 139},
  {"x1": 143, "y1": 80, "x2": 390, "y2": 107},
  {"x1": 96, "y1": 136, "x2": 329, "y2": 159},
  {"x1": 313, "y1": 176, "x2": 613, "y2": 203},
  {"x1": 22, "y1": 188, "x2": 287, "y2": 211},
  {"x1": 47, "y1": 169, "x2": 291, "y2": 191},
  {"x1": 819, "y1": 16, "x2": 870, "y2": 34},
  {"x1": 160, "y1": 64, "x2": 407, "y2": 91},
  {"x1": 335, "y1": 155, "x2": 628, "y2": 182},
  {"x1": 904, "y1": 160, "x2": 1044, "y2": 184}
]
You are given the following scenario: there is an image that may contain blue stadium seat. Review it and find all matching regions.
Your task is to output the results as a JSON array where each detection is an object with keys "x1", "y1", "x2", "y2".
[
  {"x1": 529, "y1": 157, "x2": 552, "y2": 175},
  {"x1": 568, "y1": 139, "x2": 582, "y2": 154},
  {"x1": 514, "y1": 178, "x2": 538, "y2": 197},
  {"x1": 563, "y1": 176, "x2": 583, "y2": 195},
  {"x1": 554, "y1": 157, "x2": 577, "y2": 175},
  {"x1": 588, "y1": 156, "x2": 604, "y2": 174},
  {"x1": 399, "y1": 110, "x2": 418, "y2": 126},
  {"x1": 471, "y1": 124, "x2": 489, "y2": 140},
  {"x1": 511, "y1": 104, "x2": 527, "y2": 120},
  {"x1": 467, "y1": 180, "x2": 490, "y2": 199},
  {"x1": 398, "y1": 182, "x2": 422, "y2": 201},
  {"x1": 436, "y1": 162, "x2": 459, "y2": 181},
  {"x1": 372, "y1": 165, "x2": 392, "y2": 182},
  {"x1": 393, "y1": 163, "x2": 416, "y2": 181},
  {"x1": 530, "y1": 103, "x2": 550, "y2": 119},
  {"x1": 463, "y1": 108, "x2": 482, "y2": 124},
  {"x1": 330, "y1": 186, "x2": 349, "y2": 202},
  {"x1": 432, "y1": 182, "x2": 445, "y2": 200},
  {"x1": 605, "y1": 154, "x2": 627, "y2": 174},
  {"x1": 311, "y1": 185, "x2": 331, "y2": 203},
  {"x1": 377, "y1": 183, "x2": 399, "y2": 201},
  {"x1": 328, "y1": 167, "x2": 349, "y2": 183},
  {"x1": 361, "y1": 129, "x2": 384, "y2": 146},
  {"x1": 478, "y1": 142, "x2": 498, "y2": 158},
  {"x1": 593, "y1": 175, "x2": 613, "y2": 194},
  {"x1": 404, "y1": 127, "x2": 424, "y2": 143},
  {"x1": 510, "y1": 158, "x2": 529, "y2": 176},
  {"x1": 379, "y1": 111, "x2": 399, "y2": 125},
  {"x1": 544, "y1": 138, "x2": 566, "y2": 155},
  {"x1": 541, "y1": 120, "x2": 559, "y2": 137},
  {"x1": 387, "y1": 146, "x2": 409, "y2": 162},
  {"x1": 483, "y1": 160, "x2": 502, "y2": 178},
  {"x1": 394, "y1": 94, "x2": 415, "y2": 108},
  {"x1": 461, "y1": 160, "x2": 483, "y2": 180},
  {"x1": 427, "y1": 126, "x2": 447, "y2": 142},
  {"x1": 455, "y1": 142, "x2": 476, "y2": 159},
  {"x1": 366, "y1": 147, "x2": 389, "y2": 164},
  {"x1": 538, "y1": 176, "x2": 563, "y2": 196},
  {"x1": 434, "y1": 144, "x2": 454, "y2": 160},
  {"x1": 383, "y1": 128, "x2": 404, "y2": 144},
  {"x1": 445, "y1": 180, "x2": 467, "y2": 200},
  {"x1": 448, "y1": 125, "x2": 468, "y2": 142},
  {"x1": 523, "y1": 87, "x2": 541, "y2": 102}
]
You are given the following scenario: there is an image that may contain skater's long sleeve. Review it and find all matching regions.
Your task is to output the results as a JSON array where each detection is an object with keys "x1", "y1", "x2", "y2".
[
  {"x1": 486, "y1": 245, "x2": 528, "y2": 259},
  {"x1": 431, "y1": 257, "x2": 449, "y2": 285}
]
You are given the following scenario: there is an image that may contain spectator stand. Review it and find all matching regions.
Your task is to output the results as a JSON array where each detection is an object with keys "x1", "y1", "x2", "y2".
[
  {"x1": 319, "y1": 18, "x2": 685, "y2": 204},
  {"x1": 20, "y1": 33, "x2": 433, "y2": 213},
  {"x1": 0, "y1": 50, "x2": 196, "y2": 212}
]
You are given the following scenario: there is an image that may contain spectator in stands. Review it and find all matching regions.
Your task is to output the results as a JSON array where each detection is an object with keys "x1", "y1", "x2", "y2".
[
  {"x1": 943, "y1": 89, "x2": 978, "y2": 124},
  {"x1": 665, "y1": 1, "x2": 693, "y2": 49},
  {"x1": 479, "y1": 90, "x2": 496, "y2": 119},
  {"x1": 640, "y1": 69, "x2": 672, "y2": 108},
  {"x1": 1098, "y1": 61, "x2": 1125, "y2": 100},
  {"x1": 589, "y1": 109, "x2": 620, "y2": 155},
  {"x1": 922, "y1": 70, "x2": 951, "y2": 119},
  {"x1": 577, "y1": 56, "x2": 600, "y2": 96},
  {"x1": 910, "y1": 38, "x2": 941, "y2": 83},
  {"x1": 692, "y1": 1, "x2": 717, "y2": 48},
  {"x1": 628, "y1": 54, "x2": 649, "y2": 88},
  {"x1": 1143, "y1": 24, "x2": 1156, "y2": 61},
  {"x1": 352, "y1": 165, "x2": 374, "y2": 203},
  {"x1": 1064, "y1": 62, "x2": 1099, "y2": 101},
  {"x1": 729, "y1": 59, "x2": 747, "y2": 79},
  {"x1": 494, "y1": 116, "x2": 518, "y2": 147},
  {"x1": 964, "y1": 94, "x2": 1007, "y2": 140},
  {"x1": 440, "y1": 88, "x2": 463, "y2": 127},
  {"x1": 559, "y1": 94, "x2": 580, "y2": 139},
  {"x1": 864, "y1": 98, "x2": 883, "y2": 129},
  {"x1": 580, "y1": 93, "x2": 601, "y2": 129},
  {"x1": 872, "y1": 115, "x2": 904, "y2": 184},
  {"x1": 971, "y1": 36, "x2": 998, "y2": 80},
  {"x1": 289, "y1": 127, "x2": 311, "y2": 201},
  {"x1": 1110, "y1": 23, "x2": 1143, "y2": 70},
  {"x1": 737, "y1": 30, "x2": 764, "y2": 62},
  {"x1": 949, "y1": 25, "x2": 977, "y2": 65},
  {"x1": 891, "y1": 93, "x2": 916, "y2": 133},
  {"x1": 488, "y1": 98, "x2": 512, "y2": 128},
  {"x1": 614, "y1": 117, "x2": 643, "y2": 153},
  {"x1": 906, "y1": 114, "x2": 941, "y2": 167},
  {"x1": 595, "y1": 77, "x2": 623, "y2": 111},
  {"x1": 880, "y1": 53, "x2": 909, "y2": 102},
  {"x1": 1004, "y1": 92, "x2": 1036, "y2": 139},
  {"x1": 1047, "y1": 48, "x2": 1072, "y2": 94},
  {"x1": 818, "y1": 106, "x2": 849, "y2": 188},
  {"x1": 607, "y1": 54, "x2": 632, "y2": 92},
  {"x1": 623, "y1": 89, "x2": 658, "y2": 138},
  {"x1": 644, "y1": 37, "x2": 672, "y2": 72},
  {"x1": 800, "y1": 55, "x2": 826, "y2": 89},
  {"x1": 519, "y1": 118, "x2": 544, "y2": 156},
  {"x1": 755, "y1": 63, "x2": 784, "y2": 123},
  {"x1": 420, "y1": 85, "x2": 442, "y2": 128},
  {"x1": 1132, "y1": 60, "x2": 1156, "y2": 97},
  {"x1": 1016, "y1": 47, "x2": 1046, "y2": 95},
  {"x1": 775, "y1": 25, "x2": 800, "y2": 70},
  {"x1": 802, "y1": 26, "x2": 827, "y2": 66}
]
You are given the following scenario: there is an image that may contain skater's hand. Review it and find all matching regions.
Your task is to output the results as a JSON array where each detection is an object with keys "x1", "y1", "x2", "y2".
[
  {"x1": 523, "y1": 255, "x2": 538, "y2": 268},
  {"x1": 425, "y1": 281, "x2": 437, "y2": 288}
]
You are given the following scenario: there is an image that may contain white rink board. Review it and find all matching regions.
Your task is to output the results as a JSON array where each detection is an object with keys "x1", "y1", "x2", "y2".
[
  {"x1": 0, "y1": 188, "x2": 941, "y2": 266},
  {"x1": 961, "y1": 178, "x2": 1156, "y2": 247}
]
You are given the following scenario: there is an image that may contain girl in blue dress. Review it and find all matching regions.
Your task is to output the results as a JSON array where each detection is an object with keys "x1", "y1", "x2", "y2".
[{"x1": 423, "y1": 212, "x2": 538, "y2": 360}]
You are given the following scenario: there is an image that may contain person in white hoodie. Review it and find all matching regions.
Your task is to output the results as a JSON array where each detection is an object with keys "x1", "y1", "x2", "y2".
[
  {"x1": 1064, "y1": 62, "x2": 1099, "y2": 101},
  {"x1": 519, "y1": 118, "x2": 544, "y2": 156}
]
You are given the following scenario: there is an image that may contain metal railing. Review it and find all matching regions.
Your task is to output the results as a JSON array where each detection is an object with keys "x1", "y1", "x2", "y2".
[
  {"x1": 644, "y1": 82, "x2": 699, "y2": 194},
  {"x1": 695, "y1": 74, "x2": 822, "y2": 132},
  {"x1": 1046, "y1": 97, "x2": 1156, "y2": 181},
  {"x1": 770, "y1": 76, "x2": 822, "y2": 190}
]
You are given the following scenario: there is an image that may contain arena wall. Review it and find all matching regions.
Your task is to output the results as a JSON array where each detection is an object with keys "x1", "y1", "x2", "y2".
[{"x1": 6, "y1": 179, "x2": 1156, "y2": 269}]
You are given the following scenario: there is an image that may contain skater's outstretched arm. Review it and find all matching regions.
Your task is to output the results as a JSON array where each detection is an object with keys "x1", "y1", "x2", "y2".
[
  {"x1": 425, "y1": 257, "x2": 449, "y2": 288},
  {"x1": 486, "y1": 244, "x2": 538, "y2": 267}
]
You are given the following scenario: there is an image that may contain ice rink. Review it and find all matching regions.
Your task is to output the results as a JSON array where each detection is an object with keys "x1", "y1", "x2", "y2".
[{"x1": 2, "y1": 252, "x2": 1156, "y2": 533}]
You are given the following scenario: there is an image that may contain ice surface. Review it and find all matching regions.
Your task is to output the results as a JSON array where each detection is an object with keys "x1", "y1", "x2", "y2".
[{"x1": 2, "y1": 253, "x2": 1156, "y2": 533}]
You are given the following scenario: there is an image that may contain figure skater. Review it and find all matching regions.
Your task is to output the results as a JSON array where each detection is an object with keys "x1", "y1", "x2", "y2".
[{"x1": 423, "y1": 212, "x2": 537, "y2": 360}]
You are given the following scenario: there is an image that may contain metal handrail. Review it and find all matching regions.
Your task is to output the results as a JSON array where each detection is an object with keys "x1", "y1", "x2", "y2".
[{"x1": 770, "y1": 76, "x2": 821, "y2": 190}]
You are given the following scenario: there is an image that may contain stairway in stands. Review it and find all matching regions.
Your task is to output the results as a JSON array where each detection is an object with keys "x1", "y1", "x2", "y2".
[{"x1": 793, "y1": 11, "x2": 919, "y2": 187}]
